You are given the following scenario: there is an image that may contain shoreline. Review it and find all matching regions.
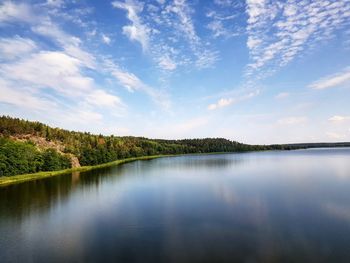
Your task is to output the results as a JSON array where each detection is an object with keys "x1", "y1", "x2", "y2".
[
  {"x1": 1, "y1": 146, "x2": 348, "y2": 187},
  {"x1": 0, "y1": 152, "x2": 234, "y2": 187}
]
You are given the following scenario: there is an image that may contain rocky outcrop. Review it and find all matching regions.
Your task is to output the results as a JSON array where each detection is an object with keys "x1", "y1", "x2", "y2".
[
  {"x1": 9, "y1": 134, "x2": 80, "y2": 168},
  {"x1": 10, "y1": 134, "x2": 64, "y2": 152},
  {"x1": 70, "y1": 155, "x2": 81, "y2": 168}
]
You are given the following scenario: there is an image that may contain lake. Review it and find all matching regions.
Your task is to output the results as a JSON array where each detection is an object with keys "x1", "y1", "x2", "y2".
[{"x1": 1, "y1": 148, "x2": 350, "y2": 262}]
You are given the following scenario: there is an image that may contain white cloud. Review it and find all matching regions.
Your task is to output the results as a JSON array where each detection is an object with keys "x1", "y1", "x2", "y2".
[
  {"x1": 277, "y1": 116, "x2": 308, "y2": 125},
  {"x1": 246, "y1": 0, "x2": 267, "y2": 24},
  {"x1": 0, "y1": 2, "x2": 93, "y2": 69},
  {"x1": 326, "y1": 132, "x2": 346, "y2": 140},
  {"x1": 247, "y1": 36, "x2": 262, "y2": 49},
  {"x1": 308, "y1": 67, "x2": 350, "y2": 90},
  {"x1": 0, "y1": 50, "x2": 124, "y2": 114},
  {"x1": 245, "y1": 0, "x2": 350, "y2": 78},
  {"x1": 0, "y1": 1, "x2": 34, "y2": 24},
  {"x1": 32, "y1": 20, "x2": 96, "y2": 69},
  {"x1": 45, "y1": 0, "x2": 65, "y2": 8},
  {"x1": 86, "y1": 90, "x2": 123, "y2": 108},
  {"x1": 103, "y1": 59, "x2": 171, "y2": 108},
  {"x1": 166, "y1": 0, "x2": 199, "y2": 46},
  {"x1": 166, "y1": 0, "x2": 219, "y2": 69},
  {"x1": 100, "y1": 125, "x2": 130, "y2": 136},
  {"x1": 111, "y1": 0, "x2": 220, "y2": 72},
  {"x1": 208, "y1": 98, "x2": 235, "y2": 110},
  {"x1": 103, "y1": 59, "x2": 146, "y2": 93},
  {"x1": 25, "y1": 5, "x2": 166, "y2": 109},
  {"x1": 112, "y1": 0, "x2": 150, "y2": 50},
  {"x1": 275, "y1": 92, "x2": 289, "y2": 99},
  {"x1": 195, "y1": 50, "x2": 219, "y2": 69},
  {"x1": 142, "y1": 116, "x2": 210, "y2": 139},
  {"x1": 0, "y1": 79, "x2": 56, "y2": 111},
  {"x1": 328, "y1": 115, "x2": 350, "y2": 122},
  {"x1": 207, "y1": 20, "x2": 226, "y2": 38},
  {"x1": 111, "y1": 68, "x2": 144, "y2": 92},
  {"x1": 283, "y1": 4, "x2": 297, "y2": 16},
  {"x1": 101, "y1": 33, "x2": 111, "y2": 45},
  {"x1": 0, "y1": 2, "x2": 129, "y2": 129},
  {"x1": 0, "y1": 80, "x2": 105, "y2": 128},
  {"x1": 208, "y1": 90, "x2": 259, "y2": 110},
  {"x1": 122, "y1": 24, "x2": 149, "y2": 50},
  {"x1": 214, "y1": 0, "x2": 234, "y2": 7},
  {"x1": 172, "y1": 117, "x2": 209, "y2": 135},
  {"x1": 0, "y1": 0, "x2": 178, "y2": 133},
  {"x1": 158, "y1": 55, "x2": 177, "y2": 71},
  {"x1": 1, "y1": 51, "x2": 93, "y2": 97},
  {"x1": 0, "y1": 36, "x2": 37, "y2": 60},
  {"x1": 63, "y1": 108, "x2": 104, "y2": 126},
  {"x1": 206, "y1": 2, "x2": 243, "y2": 40}
]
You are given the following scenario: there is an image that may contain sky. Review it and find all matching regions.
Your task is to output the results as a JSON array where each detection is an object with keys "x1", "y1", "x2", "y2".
[{"x1": 0, "y1": 0, "x2": 350, "y2": 144}]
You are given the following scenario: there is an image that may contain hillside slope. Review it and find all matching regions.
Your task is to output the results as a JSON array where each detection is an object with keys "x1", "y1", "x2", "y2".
[{"x1": 0, "y1": 116, "x2": 275, "y2": 177}]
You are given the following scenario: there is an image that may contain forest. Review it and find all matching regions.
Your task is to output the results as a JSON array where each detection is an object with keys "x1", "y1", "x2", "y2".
[{"x1": 0, "y1": 116, "x2": 293, "y2": 177}]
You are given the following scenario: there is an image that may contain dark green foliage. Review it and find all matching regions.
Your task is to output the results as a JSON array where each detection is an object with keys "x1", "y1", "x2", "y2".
[
  {"x1": 0, "y1": 115, "x2": 269, "y2": 166},
  {"x1": 0, "y1": 137, "x2": 70, "y2": 176},
  {"x1": 0, "y1": 137, "x2": 41, "y2": 176},
  {"x1": 41, "y1": 149, "x2": 71, "y2": 171},
  {"x1": 3, "y1": 115, "x2": 347, "y2": 177},
  {"x1": 0, "y1": 115, "x2": 277, "y2": 177}
]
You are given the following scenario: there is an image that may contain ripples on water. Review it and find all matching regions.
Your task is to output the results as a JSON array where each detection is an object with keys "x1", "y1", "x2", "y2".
[{"x1": 1, "y1": 148, "x2": 350, "y2": 262}]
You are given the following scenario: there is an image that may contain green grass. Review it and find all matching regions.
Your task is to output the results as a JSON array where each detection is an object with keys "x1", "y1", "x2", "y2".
[{"x1": 0, "y1": 154, "x2": 172, "y2": 187}]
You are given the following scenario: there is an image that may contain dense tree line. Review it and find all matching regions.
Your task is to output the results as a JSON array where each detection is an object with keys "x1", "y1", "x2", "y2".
[
  {"x1": 0, "y1": 115, "x2": 300, "y2": 176},
  {"x1": 0, "y1": 137, "x2": 71, "y2": 176}
]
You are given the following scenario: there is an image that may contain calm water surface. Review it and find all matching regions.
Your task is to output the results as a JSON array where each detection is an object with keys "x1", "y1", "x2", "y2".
[{"x1": 1, "y1": 148, "x2": 350, "y2": 262}]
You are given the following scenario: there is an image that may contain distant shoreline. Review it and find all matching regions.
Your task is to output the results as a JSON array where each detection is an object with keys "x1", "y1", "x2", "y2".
[
  {"x1": 1, "y1": 146, "x2": 350, "y2": 187},
  {"x1": 0, "y1": 152, "x2": 237, "y2": 187},
  {"x1": 0, "y1": 154, "x2": 172, "y2": 187},
  {"x1": 2, "y1": 116, "x2": 350, "y2": 184}
]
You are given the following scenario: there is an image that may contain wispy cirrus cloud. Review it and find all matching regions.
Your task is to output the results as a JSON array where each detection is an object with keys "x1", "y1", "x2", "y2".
[
  {"x1": 112, "y1": 0, "x2": 219, "y2": 71},
  {"x1": 213, "y1": 0, "x2": 236, "y2": 7},
  {"x1": 0, "y1": 78, "x2": 57, "y2": 111},
  {"x1": 103, "y1": 58, "x2": 171, "y2": 109},
  {"x1": 112, "y1": 0, "x2": 176, "y2": 71},
  {"x1": 45, "y1": 0, "x2": 65, "y2": 8},
  {"x1": 275, "y1": 92, "x2": 289, "y2": 99},
  {"x1": 0, "y1": 1, "x2": 34, "y2": 24},
  {"x1": 308, "y1": 67, "x2": 350, "y2": 90},
  {"x1": 326, "y1": 132, "x2": 347, "y2": 140},
  {"x1": 0, "y1": 0, "x2": 170, "y2": 128},
  {"x1": 32, "y1": 19, "x2": 96, "y2": 69},
  {"x1": 206, "y1": 0, "x2": 244, "y2": 39},
  {"x1": 328, "y1": 115, "x2": 350, "y2": 122},
  {"x1": 101, "y1": 33, "x2": 111, "y2": 45},
  {"x1": 245, "y1": 0, "x2": 350, "y2": 78},
  {"x1": 277, "y1": 116, "x2": 308, "y2": 125},
  {"x1": 0, "y1": 36, "x2": 37, "y2": 60},
  {"x1": 1, "y1": 0, "x2": 349, "y2": 143},
  {"x1": 0, "y1": 46, "x2": 125, "y2": 116},
  {"x1": 208, "y1": 89, "x2": 259, "y2": 110},
  {"x1": 155, "y1": 0, "x2": 219, "y2": 69},
  {"x1": 112, "y1": 0, "x2": 150, "y2": 51}
]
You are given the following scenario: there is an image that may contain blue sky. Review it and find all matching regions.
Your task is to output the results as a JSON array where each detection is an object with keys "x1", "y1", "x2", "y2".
[{"x1": 0, "y1": 0, "x2": 350, "y2": 144}]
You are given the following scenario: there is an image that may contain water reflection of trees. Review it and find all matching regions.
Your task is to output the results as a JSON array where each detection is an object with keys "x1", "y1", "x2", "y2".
[
  {"x1": 157, "y1": 155, "x2": 247, "y2": 170},
  {"x1": 0, "y1": 165, "x2": 127, "y2": 220},
  {"x1": 0, "y1": 156, "x2": 248, "y2": 221},
  {"x1": 0, "y1": 173, "x2": 73, "y2": 220}
]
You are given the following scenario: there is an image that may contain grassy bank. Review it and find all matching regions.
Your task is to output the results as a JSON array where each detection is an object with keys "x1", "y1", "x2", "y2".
[
  {"x1": 0, "y1": 154, "x2": 173, "y2": 187},
  {"x1": 0, "y1": 152, "x2": 240, "y2": 187},
  {"x1": 0, "y1": 149, "x2": 296, "y2": 187}
]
